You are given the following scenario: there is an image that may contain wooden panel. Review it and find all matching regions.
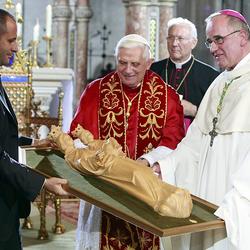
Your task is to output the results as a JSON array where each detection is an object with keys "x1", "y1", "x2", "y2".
[{"x1": 23, "y1": 147, "x2": 225, "y2": 237}]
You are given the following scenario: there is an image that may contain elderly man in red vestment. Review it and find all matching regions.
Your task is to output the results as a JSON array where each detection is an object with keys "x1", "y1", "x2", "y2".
[{"x1": 70, "y1": 34, "x2": 185, "y2": 250}]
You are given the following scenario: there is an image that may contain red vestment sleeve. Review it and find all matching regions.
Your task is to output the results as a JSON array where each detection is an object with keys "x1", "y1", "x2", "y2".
[{"x1": 69, "y1": 80, "x2": 100, "y2": 138}]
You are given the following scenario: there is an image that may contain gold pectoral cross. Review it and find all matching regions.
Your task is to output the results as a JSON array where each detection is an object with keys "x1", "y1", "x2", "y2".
[
  {"x1": 209, "y1": 117, "x2": 218, "y2": 147},
  {"x1": 208, "y1": 75, "x2": 241, "y2": 147}
]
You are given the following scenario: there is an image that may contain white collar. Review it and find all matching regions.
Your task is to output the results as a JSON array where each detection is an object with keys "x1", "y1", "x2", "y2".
[
  {"x1": 235, "y1": 52, "x2": 250, "y2": 70},
  {"x1": 170, "y1": 55, "x2": 192, "y2": 69}
]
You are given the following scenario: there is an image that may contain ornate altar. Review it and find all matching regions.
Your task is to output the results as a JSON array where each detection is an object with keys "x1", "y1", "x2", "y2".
[
  {"x1": 0, "y1": 52, "x2": 70, "y2": 137},
  {"x1": 32, "y1": 67, "x2": 74, "y2": 132},
  {"x1": 0, "y1": 51, "x2": 32, "y2": 136},
  {"x1": 0, "y1": 51, "x2": 75, "y2": 239}
]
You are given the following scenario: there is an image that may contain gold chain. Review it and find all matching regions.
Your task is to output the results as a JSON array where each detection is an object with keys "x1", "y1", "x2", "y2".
[
  {"x1": 123, "y1": 91, "x2": 140, "y2": 119},
  {"x1": 209, "y1": 75, "x2": 241, "y2": 146},
  {"x1": 166, "y1": 56, "x2": 195, "y2": 92},
  {"x1": 122, "y1": 86, "x2": 142, "y2": 159}
]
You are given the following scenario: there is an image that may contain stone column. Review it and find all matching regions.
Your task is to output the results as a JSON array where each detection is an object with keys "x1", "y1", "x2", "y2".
[
  {"x1": 158, "y1": 0, "x2": 177, "y2": 60},
  {"x1": 123, "y1": 0, "x2": 150, "y2": 38},
  {"x1": 75, "y1": 0, "x2": 92, "y2": 100},
  {"x1": 52, "y1": 0, "x2": 72, "y2": 68},
  {"x1": 122, "y1": 0, "x2": 177, "y2": 60}
]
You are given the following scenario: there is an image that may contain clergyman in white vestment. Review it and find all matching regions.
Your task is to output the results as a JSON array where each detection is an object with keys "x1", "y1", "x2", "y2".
[{"x1": 151, "y1": 9, "x2": 250, "y2": 250}]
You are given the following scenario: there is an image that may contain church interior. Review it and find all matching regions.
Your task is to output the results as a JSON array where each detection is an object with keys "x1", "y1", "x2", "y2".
[{"x1": 0, "y1": 0, "x2": 249, "y2": 249}]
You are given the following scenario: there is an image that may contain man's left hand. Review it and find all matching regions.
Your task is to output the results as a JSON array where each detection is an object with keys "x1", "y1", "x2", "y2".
[
  {"x1": 152, "y1": 162, "x2": 162, "y2": 179},
  {"x1": 32, "y1": 138, "x2": 57, "y2": 148}
]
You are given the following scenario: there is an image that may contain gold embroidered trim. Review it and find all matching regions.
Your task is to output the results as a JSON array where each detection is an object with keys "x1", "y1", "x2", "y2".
[{"x1": 139, "y1": 76, "x2": 166, "y2": 141}]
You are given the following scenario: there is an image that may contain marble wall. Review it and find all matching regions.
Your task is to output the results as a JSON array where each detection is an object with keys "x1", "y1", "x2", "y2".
[{"x1": 87, "y1": 0, "x2": 125, "y2": 80}]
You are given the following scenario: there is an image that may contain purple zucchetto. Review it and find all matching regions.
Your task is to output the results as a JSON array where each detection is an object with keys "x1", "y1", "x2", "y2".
[{"x1": 219, "y1": 9, "x2": 248, "y2": 25}]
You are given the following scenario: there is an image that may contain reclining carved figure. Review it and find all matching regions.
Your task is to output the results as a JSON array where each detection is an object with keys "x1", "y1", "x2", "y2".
[{"x1": 48, "y1": 124, "x2": 193, "y2": 218}]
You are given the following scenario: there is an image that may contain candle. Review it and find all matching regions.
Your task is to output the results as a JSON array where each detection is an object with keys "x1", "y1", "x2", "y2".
[
  {"x1": 46, "y1": 4, "x2": 52, "y2": 38},
  {"x1": 16, "y1": 3, "x2": 22, "y2": 37},
  {"x1": 15, "y1": 3, "x2": 22, "y2": 17},
  {"x1": 33, "y1": 19, "x2": 40, "y2": 41},
  {"x1": 17, "y1": 21, "x2": 22, "y2": 37}
]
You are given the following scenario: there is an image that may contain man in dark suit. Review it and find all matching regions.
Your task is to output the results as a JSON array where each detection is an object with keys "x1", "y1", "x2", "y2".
[
  {"x1": 151, "y1": 17, "x2": 219, "y2": 131},
  {"x1": 0, "y1": 9, "x2": 68, "y2": 250}
]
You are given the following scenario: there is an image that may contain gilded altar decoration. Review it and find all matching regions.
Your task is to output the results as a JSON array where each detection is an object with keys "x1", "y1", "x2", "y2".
[
  {"x1": 48, "y1": 124, "x2": 193, "y2": 218},
  {"x1": 0, "y1": 50, "x2": 32, "y2": 136},
  {"x1": 4, "y1": 0, "x2": 14, "y2": 9},
  {"x1": 98, "y1": 71, "x2": 167, "y2": 159}
]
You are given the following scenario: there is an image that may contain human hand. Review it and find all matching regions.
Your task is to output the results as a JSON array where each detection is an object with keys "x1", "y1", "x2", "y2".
[
  {"x1": 181, "y1": 99, "x2": 197, "y2": 117},
  {"x1": 101, "y1": 138, "x2": 125, "y2": 157},
  {"x1": 152, "y1": 162, "x2": 162, "y2": 179},
  {"x1": 44, "y1": 177, "x2": 69, "y2": 196},
  {"x1": 136, "y1": 158, "x2": 150, "y2": 167},
  {"x1": 32, "y1": 138, "x2": 58, "y2": 148}
]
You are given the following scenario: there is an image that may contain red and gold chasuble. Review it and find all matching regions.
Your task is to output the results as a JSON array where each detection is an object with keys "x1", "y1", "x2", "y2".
[
  {"x1": 98, "y1": 70, "x2": 167, "y2": 160},
  {"x1": 98, "y1": 71, "x2": 167, "y2": 250}
]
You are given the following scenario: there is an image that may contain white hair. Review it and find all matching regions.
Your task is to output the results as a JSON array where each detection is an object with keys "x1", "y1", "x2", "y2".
[
  {"x1": 167, "y1": 17, "x2": 197, "y2": 39},
  {"x1": 114, "y1": 34, "x2": 151, "y2": 59}
]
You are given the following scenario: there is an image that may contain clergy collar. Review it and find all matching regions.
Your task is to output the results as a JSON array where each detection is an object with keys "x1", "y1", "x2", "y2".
[
  {"x1": 169, "y1": 55, "x2": 192, "y2": 69},
  {"x1": 234, "y1": 52, "x2": 250, "y2": 70}
]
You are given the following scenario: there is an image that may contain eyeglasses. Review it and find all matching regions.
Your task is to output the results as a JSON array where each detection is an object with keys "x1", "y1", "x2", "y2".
[
  {"x1": 205, "y1": 30, "x2": 241, "y2": 48},
  {"x1": 166, "y1": 36, "x2": 190, "y2": 43}
]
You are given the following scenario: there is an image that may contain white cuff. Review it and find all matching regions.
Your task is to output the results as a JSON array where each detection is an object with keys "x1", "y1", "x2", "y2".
[
  {"x1": 140, "y1": 146, "x2": 173, "y2": 167},
  {"x1": 158, "y1": 156, "x2": 176, "y2": 185}
]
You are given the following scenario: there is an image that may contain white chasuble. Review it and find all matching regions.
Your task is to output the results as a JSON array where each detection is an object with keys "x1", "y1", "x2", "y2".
[{"x1": 159, "y1": 53, "x2": 250, "y2": 250}]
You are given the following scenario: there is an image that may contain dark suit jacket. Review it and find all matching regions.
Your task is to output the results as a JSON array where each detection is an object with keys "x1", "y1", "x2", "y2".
[
  {"x1": 0, "y1": 82, "x2": 45, "y2": 241},
  {"x1": 150, "y1": 57, "x2": 220, "y2": 107}
]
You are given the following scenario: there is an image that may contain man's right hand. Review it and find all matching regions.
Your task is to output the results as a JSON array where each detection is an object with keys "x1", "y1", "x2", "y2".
[
  {"x1": 152, "y1": 162, "x2": 162, "y2": 179},
  {"x1": 181, "y1": 99, "x2": 197, "y2": 117},
  {"x1": 136, "y1": 158, "x2": 150, "y2": 167},
  {"x1": 44, "y1": 177, "x2": 69, "y2": 196}
]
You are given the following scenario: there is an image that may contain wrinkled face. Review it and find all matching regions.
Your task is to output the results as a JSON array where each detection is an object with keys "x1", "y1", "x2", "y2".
[
  {"x1": 116, "y1": 46, "x2": 152, "y2": 89},
  {"x1": 206, "y1": 15, "x2": 246, "y2": 70},
  {"x1": 0, "y1": 17, "x2": 18, "y2": 66},
  {"x1": 167, "y1": 24, "x2": 197, "y2": 63}
]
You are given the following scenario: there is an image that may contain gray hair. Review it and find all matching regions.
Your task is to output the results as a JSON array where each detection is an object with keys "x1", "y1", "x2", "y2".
[
  {"x1": 167, "y1": 17, "x2": 197, "y2": 39},
  {"x1": 114, "y1": 34, "x2": 151, "y2": 59}
]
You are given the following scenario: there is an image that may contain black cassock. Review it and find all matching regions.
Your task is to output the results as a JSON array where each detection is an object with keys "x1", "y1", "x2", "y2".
[{"x1": 150, "y1": 57, "x2": 220, "y2": 108}]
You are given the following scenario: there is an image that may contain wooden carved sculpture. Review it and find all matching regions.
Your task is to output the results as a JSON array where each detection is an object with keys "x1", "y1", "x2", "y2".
[{"x1": 48, "y1": 125, "x2": 193, "y2": 218}]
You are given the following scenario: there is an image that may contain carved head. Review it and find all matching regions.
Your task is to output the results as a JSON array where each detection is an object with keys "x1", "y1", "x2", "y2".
[
  {"x1": 48, "y1": 125, "x2": 74, "y2": 153},
  {"x1": 72, "y1": 124, "x2": 94, "y2": 144},
  {"x1": 48, "y1": 125, "x2": 61, "y2": 141}
]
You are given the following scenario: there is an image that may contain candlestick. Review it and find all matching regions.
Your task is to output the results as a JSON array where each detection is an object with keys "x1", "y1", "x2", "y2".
[
  {"x1": 15, "y1": 2, "x2": 22, "y2": 16},
  {"x1": 17, "y1": 36, "x2": 22, "y2": 50},
  {"x1": 33, "y1": 19, "x2": 40, "y2": 42},
  {"x1": 32, "y1": 40, "x2": 39, "y2": 68},
  {"x1": 43, "y1": 36, "x2": 54, "y2": 68},
  {"x1": 16, "y1": 3, "x2": 23, "y2": 48},
  {"x1": 46, "y1": 4, "x2": 52, "y2": 38},
  {"x1": 17, "y1": 21, "x2": 22, "y2": 38}
]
